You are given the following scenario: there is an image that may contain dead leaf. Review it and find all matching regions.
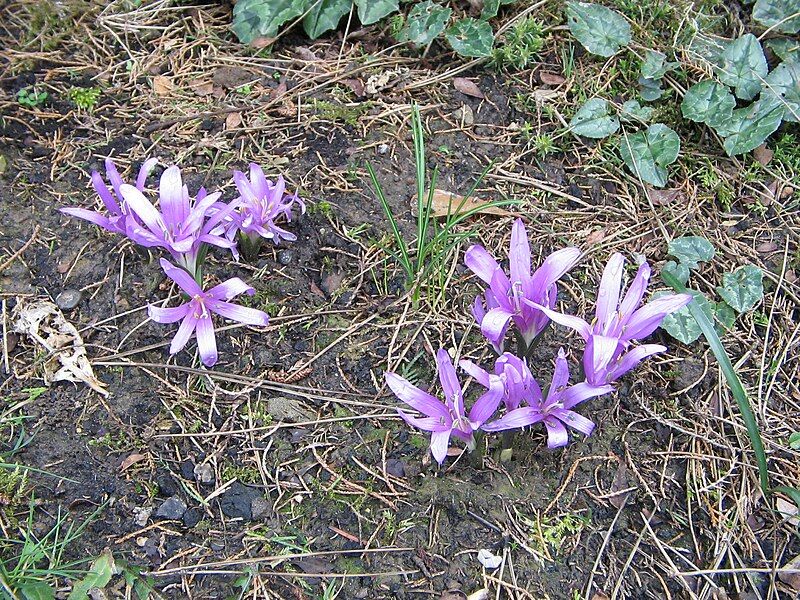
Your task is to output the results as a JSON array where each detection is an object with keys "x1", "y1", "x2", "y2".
[
  {"x1": 591, "y1": 593, "x2": 610, "y2": 600},
  {"x1": 532, "y1": 89, "x2": 560, "y2": 102},
  {"x1": 778, "y1": 553, "x2": 800, "y2": 591},
  {"x1": 152, "y1": 75, "x2": 174, "y2": 96},
  {"x1": 341, "y1": 78, "x2": 365, "y2": 97},
  {"x1": 649, "y1": 188, "x2": 683, "y2": 205},
  {"x1": 466, "y1": 591, "x2": 489, "y2": 600},
  {"x1": 440, "y1": 590, "x2": 467, "y2": 600},
  {"x1": 453, "y1": 77, "x2": 484, "y2": 98},
  {"x1": 777, "y1": 497, "x2": 800, "y2": 526},
  {"x1": 212, "y1": 66, "x2": 253, "y2": 90},
  {"x1": 12, "y1": 299, "x2": 108, "y2": 396},
  {"x1": 189, "y1": 80, "x2": 214, "y2": 97},
  {"x1": 225, "y1": 112, "x2": 242, "y2": 130},
  {"x1": 753, "y1": 143, "x2": 774, "y2": 166},
  {"x1": 120, "y1": 453, "x2": 147, "y2": 472},
  {"x1": 586, "y1": 229, "x2": 606, "y2": 245},
  {"x1": 270, "y1": 80, "x2": 288, "y2": 100},
  {"x1": 756, "y1": 241, "x2": 778, "y2": 254},
  {"x1": 539, "y1": 71, "x2": 566, "y2": 85},
  {"x1": 295, "y1": 47, "x2": 318, "y2": 61},
  {"x1": 266, "y1": 396, "x2": 315, "y2": 422},
  {"x1": 609, "y1": 460, "x2": 632, "y2": 509},
  {"x1": 251, "y1": 36, "x2": 276, "y2": 49},
  {"x1": 411, "y1": 189, "x2": 513, "y2": 219}
]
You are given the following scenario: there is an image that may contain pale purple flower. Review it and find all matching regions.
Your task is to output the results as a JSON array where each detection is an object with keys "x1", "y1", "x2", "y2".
[
  {"x1": 460, "y1": 352, "x2": 541, "y2": 411},
  {"x1": 478, "y1": 350, "x2": 612, "y2": 448},
  {"x1": 61, "y1": 157, "x2": 158, "y2": 235},
  {"x1": 120, "y1": 166, "x2": 238, "y2": 277},
  {"x1": 530, "y1": 254, "x2": 692, "y2": 386},
  {"x1": 148, "y1": 258, "x2": 269, "y2": 367},
  {"x1": 385, "y1": 349, "x2": 504, "y2": 464},
  {"x1": 465, "y1": 219, "x2": 581, "y2": 353},
  {"x1": 227, "y1": 164, "x2": 305, "y2": 248}
]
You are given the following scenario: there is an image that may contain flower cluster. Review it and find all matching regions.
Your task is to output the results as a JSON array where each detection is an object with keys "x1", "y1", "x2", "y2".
[
  {"x1": 386, "y1": 219, "x2": 692, "y2": 464},
  {"x1": 61, "y1": 159, "x2": 303, "y2": 366}
]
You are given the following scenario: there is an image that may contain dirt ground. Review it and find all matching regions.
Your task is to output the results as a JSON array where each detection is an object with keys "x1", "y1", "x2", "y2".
[{"x1": 1, "y1": 1, "x2": 799, "y2": 599}]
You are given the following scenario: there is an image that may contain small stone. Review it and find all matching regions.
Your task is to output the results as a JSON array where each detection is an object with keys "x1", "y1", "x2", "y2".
[
  {"x1": 132, "y1": 507, "x2": 152, "y2": 527},
  {"x1": 278, "y1": 250, "x2": 292, "y2": 266},
  {"x1": 179, "y1": 460, "x2": 195, "y2": 480},
  {"x1": 182, "y1": 508, "x2": 202, "y2": 528},
  {"x1": 155, "y1": 473, "x2": 178, "y2": 496},
  {"x1": 155, "y1": 496, "x2": 187, "y2": 520},
  {"x1": 55, "y1": 289, "x2": 82, "y2": 311},
  {"x1": 385, "y1": 459, "x2": 406, "y2": 478},
  {"x1": 453, "y1": 104, "x2": 474, "y2": 127},
  {"x1": 377, "y1": 143, "x2": 389, "y2": 155},
  {"x1": 251, "y1": 496, "x2": 273, "y2": 520},
  {"x1": 219, "y1": 482, "x2": 259, "y2": 520},
  {"x1": 193, "y1": 463, "x2": 215, "y2": 485}
]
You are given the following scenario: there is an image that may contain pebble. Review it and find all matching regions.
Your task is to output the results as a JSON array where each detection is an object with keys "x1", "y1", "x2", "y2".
[
  {"x1": 251, "y1": 497, "x2": 272, "y2": 520},
  {"x1": 55, "y1": 289, "x2": 82, "y2": 311},
  {"x1": 179, "y1": 459, "x2": 195, "y2": 480},
  {"x1": 453, "y1": 104, "x2": 474, "y2": 127},
  {"x1": 155, "y1": 496, "x2": 187, "y2": 520},
  {"x1": 182, "y1": 508, "x2": 202, "y2": 528},
  {"x1": 385, "y1": 458, "x2": 406, "y2": 478},
  {"x1": 193, "y1": 463, "x2": 215, "y2": 485},
  {"x1": 219, "y1": 482, "x2": 259, "y2": 520},
  {"x1": 132, "y1": 507, "x2": 152, "y2": 527},
  {"x1": 377, "y1": 143, "x2": 389, "y2": 155},
  {"x1": 278, "y1": 250, "x2": 292, "y2": 266}
]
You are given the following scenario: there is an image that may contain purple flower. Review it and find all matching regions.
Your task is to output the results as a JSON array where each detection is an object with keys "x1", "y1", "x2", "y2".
[
  {"x1": 460, "y1": 352, "x2": 542, "y2": 411},
  {"x1": 120, "y1": 166, "x2": 238, "y2": 277},
  {"x1": 61, "y1": 157, "x2": 158, "y2": 235},
  {"x1": 531, "y1": 254, "x2": 692, "y2": 385},
  {"x1": 384, "y1": 349, "x2": 504, "y2": 464},
  {"x1": 148, "y1": 258, "x2": 269, "y2": 367},
  {"x1": 479, "y1": 350, "x2": 612, "y2": 448},
  {"x1": 227, "y1": 164, "x2": 305, "y2": 249},
  {"x1": 465, "y1": 219, "x2": 581, "y2": 353}
]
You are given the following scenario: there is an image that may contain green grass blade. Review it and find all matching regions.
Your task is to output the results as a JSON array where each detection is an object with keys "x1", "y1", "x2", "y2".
[
  {"x1": 366, "y1": 162, "x2": 412, "y2": 282},
  {"x1": 662, "y1": 270, "x2": 770, "y2": 493}
]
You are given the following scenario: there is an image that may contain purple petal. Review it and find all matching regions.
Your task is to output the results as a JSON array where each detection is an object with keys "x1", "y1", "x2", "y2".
[
  {"x1": 480, "y1": 307, "x2": 514, "y2": 344},
  {"x1": 120, "y1": 184, "x2": 164, "y2": 234},
  {"x1": 583, "y1": 334, "x2": 619, "y2": 386},
  {"x1": 458, "y1": 359, "x2": 491, "y2": 388},
  {"x1": 595, "y1": 253, "x2": 625, "y2": 329},
  {"x1": 397, "y1": 409, "x2": 446, "y2": 432},
  {"x1": 436, "y1": 349, "x2": 462, "y2": 410},
  {"x1": 468, "y1": 375, "x2": 504, "y2": 425},
  {"x1": 169, "y1": 314, "x2": 197, "y2": 355},
  {"x1": 524, "y1": 300, "x2": 591, "y2": 339},
  {"x1": 618, "y1": 262, "x2": 651, "y2": 319},
  {"x1": 609, "y1": 344, "x2": 666, "y2": 382},
  {"x1": 533, "y1": 247, "x2": 582, "y2": 288},
  {"x1": 159, "y1": 166, "x2": 187, "y2": 227},
  {"x1": 195, "y1": 315, "x2": 218, "y2": 367},
  {"x1": 60, "y1": 207, "x2": 115, "y2": 232},
  {"x1": 561, "y1": 382, "x2": 613, "y2": 409},
  {"x1": 384, "y1": 372, "x2": 449, "y2": 419},
  {"x1": 135, "y1": 157, "x2": 159, "y2": 190},
  {"x1": 207, "y1": 277, "x2": 254, "y2": 301},
  {"x1": 559, "y1": 410, "x2": 595, "y2": 436},
  {"x1": 623, "y1": 293, "x2": 692, "y2": 341},
  {"x1": 430, "y1": 430, "x2": 451, "y2": 464},
  {"x1": 91, "y1": 171, "x2": 121, "y2": 215},
  {"x1": 544, "y1": 417, "x2": 569, "y2": 448},
  {"x1": 148, "y1": 304, "x2": 189, "y2": 323},
  {"x1": 209, "y1": 300, "x2": 269, "y2": 326},
  {"x1": 482, "y1": 406, "x2": 544, "y2": 432},
  {"x1": 159, "y1": 258, "x2": 202, "y2": 297},
  {"x1": 548, "y1": 348, "x2": 570, "y2": 398},
  {"x1": 509, "y1": 219, "x2": 531, "y2": 287},
  {"x1": 465, "y1": 244, "x2": 500, "y2": 284},
  {"x1": 104, "y1": 158, "x2": 125, "y2": 199}
]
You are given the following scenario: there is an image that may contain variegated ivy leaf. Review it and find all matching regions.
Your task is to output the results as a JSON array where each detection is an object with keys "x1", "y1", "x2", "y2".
[
  {"x1": 303, "y1": 0, "x2": 351, "y2": 39},
  {"x1": 445, "y1": 18, "x2": 494, "y2": 57},
  {"x1": 565, "y1": 2, "x2": 631, "y2": 58},
  {"x1": 716, "y1": 34, "x2": 768, "y2": 100},
  {"x1": 639, "y1": 76, "x2": 664, "y2": 101},
  {"x1": 569, "y1": 98, "x2": 620, "y2": 138},
  {"x1": 719, "y1": 96, "x2": 784, "y2": 156},
  {"x1": 716, "y1": 265, "x2": 764, "y2": 313},
  {"x1": 766, "y1": 38, "x2": 800, "y2": 64},
  {"x1": 763, "y1": 62, "x2": 800, "y2": 122},
  {"x1": 399, "y1": 1, "x2": 452, "y2": 46},
  {"x1": 620, "y1": 99, "x2": 654, "y2": 122},
  {"x1": 658, "y1": 290, "x2": 709, "y2": 344},
  {"x1": 232, "y1": 0, "x2": 309, "y2": 43},
  {"x1": 668, "y1": 236, "x2": 715, "y2": 269},
  {"x1": 681, "y1": 80, "x2": 736, "y2": 127},
  {"x1": 753, "y1": 0, "x2": 800, "y2": 34},
  {"x1": 663, "y1": 260, "x2": 689, "y2": 285},
  {"x1": 641, "y1": 50, "x2": 677, "y2": 80},
  {"x1": 715, "y1": 301, "x2": 736, "y2": 331},
  {"x1": 619, "y1": 124, "x2": 680, "y2": 188},
  {"x1": 354, "y1": 0, "x2": 399, "y2": 26},
  {"x1": 481, "y1": 0, "x2": 515, "y2": 20}
]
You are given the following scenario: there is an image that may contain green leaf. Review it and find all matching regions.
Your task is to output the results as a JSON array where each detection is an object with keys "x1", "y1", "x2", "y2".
[
  {"x1": 716, "y1": 34, "x2": 768, "y2": 100},
  {"x1": 716, "y1": 265, "x2": 764, "y2": 313},
  {"x1": 68, "y1": 549, "x2": 116, "y2": 600},
  {"x1": 569, "y1": 98, "x2": 619, "y2": 138},
  {"x1": 399, "y1": 1, "x2": 451, "y2": 46},
  {"x1": 18, "y1": 582, "x2": 55, "y2": 600},
  {"x1": 641, "y1": 50, "x2": 677, "y2": 80},
  {"x1": 663, "y1": 260, "x2": 689, "y2": 285},
  {"x1": 764, "y1": 61, "x2": 800, "y2": 122},
  {"x1": 303, "y1": 0, "x2": 350, "y2": 38},
  {"x1": 714, "y1": 301, "x2": 736, "y2": 332},
  {"x1": 639, "y1": 76, "x2": 665, "y2": 101},
  {"x1": 354, "y1": 0, "x2": 399, "y2": 25},
  {"x1": 232, "y1": 0, "x2": 310, "y2": 43},
  {"x1": 620, "y1": 99, "x2": 654, "y2": 122},
  {"x1": 681, "y1": 80, "x2": 736, "y2": 127},
  {"x1": 565, "y1": 1, "x2": 631, "y2": 58},
  {"x1": 668, "y1": 236, "x2": 715, "y2": 269},
  {"x1": 753, "y1": 0, "x2": 800, "y2": 34},
  {"x1": 619, "y1": 124, "x2": 680, "y2": 187},
  {"x1": 766, "y1": 38, "x2": 800, "y2": 63},
  {"x1": 789, "y1": 432, "x2": 800, "y2": 450},
  {"x1": 662, "y1": 269, "x2": 770, "y2": 494},
  {"x1": 445, "y1": 18, "x2": 494, "y2": 57},
  {"x1": 658, "y1": 289, "x2": 710, "y2": 344},
  {"x1": 719, "y1": 96, "x2": 784, "y2": 156}
]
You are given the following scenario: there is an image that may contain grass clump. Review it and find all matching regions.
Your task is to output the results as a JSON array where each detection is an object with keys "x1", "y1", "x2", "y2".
[{"x1": 491, "y1": 16, "x2": 546, "y2": 71}]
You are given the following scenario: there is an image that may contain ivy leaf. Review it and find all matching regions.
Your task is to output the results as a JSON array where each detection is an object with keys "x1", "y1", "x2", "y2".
[
  {"x1": 399, "y1": 1, "x2": 451, "y2": 46},
  {"x1": 639, "y1": 76, "x2": 665, "y2": 101},
  {"x1": 232, "y1": 0, "x2": 310, "y2": 43},
  {"x1": 354, "y1": 0, "x2": 399, "y2": 26},
  {"x1": 445, "y1": 18, "x2": 494, "y2": 57},
  {"x1": 480, "y1": 0, "x2": 515, "y2": 19},
  {"x1": 681, "y1": 80, "x2": 736, "y2": 127},
  {"x1": 716, "y1": 265, "x2": 764, "y2": 313},
  {"x1": 716, "y1": 34, "x2": 768, "y2": 100},
  {"x1": 620, "y1": 99, "x2": 654, "y2": 122},
  {"x1": 719, "y1": 96, "x2": 784, "y2": 156},
  {"x1": 766, "y1": 38, "x2": 800, "y2": 64},
  {"x1": 619, "y1": 124, "x2": 680, "y2": 187},
  {"x1": 641, "y1": 50, "x2": 677, "y2": 80},
  {"x1": 789, "y1": 431, "x2": 800, "y2": 450},
  {"x1": 763, "y1": 61, "x2": 800, "y2": 122},
  {"x1": 663, "y1": 260, "x2": 689, "y2": 285},
  {"x1": 303, "y1": 0, "x2": 351, "y2": 39},
  {"x1": 714, "y1": 301, "x2": 736, "y2": 332},
  {"x1": 569, "y1": 98, "x2": 619, "y2": 138},
  {"x1": 565, "y1": 1, "x2": 631, "y2": 58},
  {"x1": 753, "y1": 0, "x2": 800, "y2": 34},
  {"x1": 668, "y1": 236, "x2": 715, "y2": 269},
  {"x1": 658, "y1": 290, "x2": 711, "y2": 344}
]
